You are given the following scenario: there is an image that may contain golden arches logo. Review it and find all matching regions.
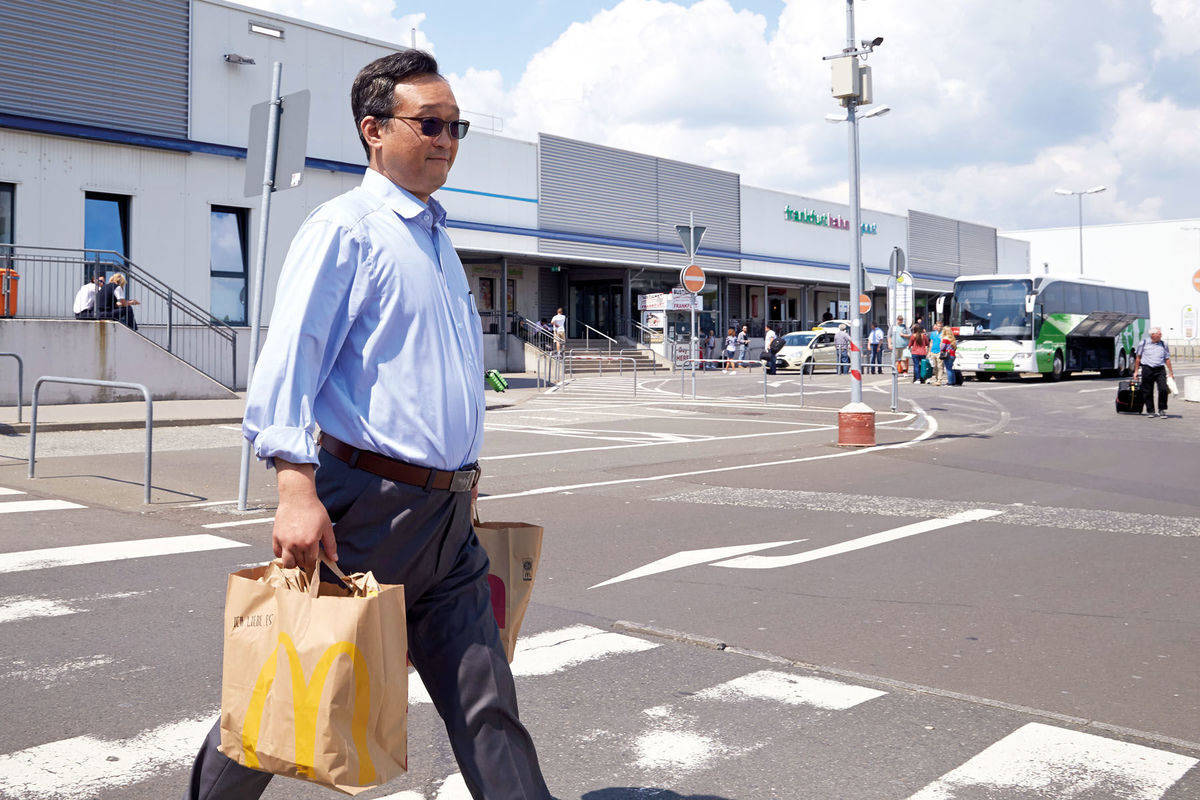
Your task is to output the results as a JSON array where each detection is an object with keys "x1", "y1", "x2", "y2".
[{"x1": 241, "y1": 632, "x2": 375, "y2": 784}]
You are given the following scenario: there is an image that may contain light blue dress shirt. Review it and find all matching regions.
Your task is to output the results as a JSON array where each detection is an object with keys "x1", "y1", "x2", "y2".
[{"x1": 243, "y1": 169, "x2": 484, "y2": 472}]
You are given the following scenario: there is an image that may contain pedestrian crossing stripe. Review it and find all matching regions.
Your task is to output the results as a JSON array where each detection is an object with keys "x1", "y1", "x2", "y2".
[{"x1": 0, "y1": 534, "x2": 249, "y2": 573}]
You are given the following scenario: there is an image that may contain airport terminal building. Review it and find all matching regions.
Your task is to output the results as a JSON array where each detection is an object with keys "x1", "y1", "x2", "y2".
[{"x1": 0, "y1": 0, "x2": 1030, "y2": 386}]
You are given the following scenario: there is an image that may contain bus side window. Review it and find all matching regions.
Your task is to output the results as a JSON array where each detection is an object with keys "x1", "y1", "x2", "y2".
[
  {"x1": 1042, "y1": 283, "x2": 1063, "y2": 315},
  {"x1": 1097, "y1": 287, "x2": 1114, "y2": 313},
  {"x1": 1136, "y1": 292, "x2": 1150, "y2": 317},
  {"x1": 1117, "y1": 289, "x2": 1133, "y2": 314},
  {"x1": 1064, "y1": 283, "x2": 1082, "y2": 314},
  {"x1": 1081, "y1": 285, "x2": 1100, "y2": 315}
]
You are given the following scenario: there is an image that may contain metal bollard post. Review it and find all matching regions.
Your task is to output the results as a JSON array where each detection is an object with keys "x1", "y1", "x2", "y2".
[
  {"x1": 798, "y1": 367, "x2": 805, "y2": 408},
  {"x1": 763, "y1": 365, "x2": 767, "y2": 405},
  {"x1": 891, "y1": 368, "x2": 899, "y2": 412}
]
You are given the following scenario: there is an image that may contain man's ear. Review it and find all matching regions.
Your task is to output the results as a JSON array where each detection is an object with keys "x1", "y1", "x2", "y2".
[{"x1": 360, "y1": 116, "x2": 385, "y2": 153}]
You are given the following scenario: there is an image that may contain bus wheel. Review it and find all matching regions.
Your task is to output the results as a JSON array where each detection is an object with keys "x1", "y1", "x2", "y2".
[
  {"x1": 1050, "y1": 351, "x2": 1065, "y2": 382},
  {"x1": 1117, "y1": 351, "x2": 1129, "y2": 376}
]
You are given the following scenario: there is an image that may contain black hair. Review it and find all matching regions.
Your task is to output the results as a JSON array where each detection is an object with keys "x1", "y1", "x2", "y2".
[{"x1": 350, "y1": 50, "x2": 442, "y2": 156}]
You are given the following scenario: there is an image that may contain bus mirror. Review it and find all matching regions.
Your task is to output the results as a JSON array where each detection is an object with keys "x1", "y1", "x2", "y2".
[
  {"x1": 935, "y1": 296, "x2": 945, "y2": 315},
  {"x1": 1025, "y1": 294, "x2": 1037, "y2": 314}
]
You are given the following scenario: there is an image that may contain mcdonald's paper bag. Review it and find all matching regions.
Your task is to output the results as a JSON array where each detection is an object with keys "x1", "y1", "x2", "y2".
[
  {"x1": 218, "y1": 558, "x2": 407, "y2": 795},
  {"x1": 474, "y1": 515, "x2": 543, "y2": 662}
]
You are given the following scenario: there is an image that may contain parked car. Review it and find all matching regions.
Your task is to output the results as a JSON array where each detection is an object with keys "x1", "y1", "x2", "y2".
[{"x1": 761, "y1": 330, "x2": 841, "y2": 373}]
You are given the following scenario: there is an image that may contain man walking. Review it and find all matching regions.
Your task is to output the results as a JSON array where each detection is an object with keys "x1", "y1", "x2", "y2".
[
  {"x1": 867, "y1": 319, "x2": 884, "y2": 375},
  {"x1": 1132, "y1": 327, "x2": 1175, "y2": 418},
  {"x1": 834, "y1": 324, "x2": 851, "y2": 375},
  {"x1": 551, "y1": 307, "x2": 566, "y2": 355},
  {"x1": 763, "y1": 324, "x2": 778, "y2": 375},
  {"x1": 890, "y1": 315, "x2": 910, "y2": 375},
  {"x1": 182, "y1": 51, "x2": 551, "y2": 800},
  {"x1": 736, "y1": 324, "x2": 749, "y2": 366}
]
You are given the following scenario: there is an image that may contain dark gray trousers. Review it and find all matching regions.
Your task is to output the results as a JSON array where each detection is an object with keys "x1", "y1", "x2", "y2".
[{"x1": 183, "y1": 450, "x2": 550, "y2": 800}]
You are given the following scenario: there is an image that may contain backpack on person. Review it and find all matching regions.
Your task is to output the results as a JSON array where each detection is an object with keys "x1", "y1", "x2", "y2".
[{"x1": 768, "y1": 335, "x2": 785, "y2": 354}]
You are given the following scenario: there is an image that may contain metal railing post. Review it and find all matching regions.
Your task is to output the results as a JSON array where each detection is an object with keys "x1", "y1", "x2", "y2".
[
  {"x1": 29, "y1": 376, "x2": 154, "y2": 503},
  {"x1": 891, "y1": 367, "x2": 899, "y2": 412},
  {"x1": 0, "y1": 353, "x2": 24, "y2": 422},
  {"x1": 166, "y1": 289, "x2": 174, "y2": 353}
]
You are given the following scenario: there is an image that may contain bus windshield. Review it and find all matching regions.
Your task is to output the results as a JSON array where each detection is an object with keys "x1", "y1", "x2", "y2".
[{"x1": 953, "y1": 279, "x2": 1032, "y2": 338}]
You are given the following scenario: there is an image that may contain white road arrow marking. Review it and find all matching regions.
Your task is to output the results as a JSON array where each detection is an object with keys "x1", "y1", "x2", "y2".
[
  {"x1": 589, "y1": 540, "x2": 806, "y2": 589},
  {"x1": 712, "y1": 509, "x2": 1003, "y2": 570}
]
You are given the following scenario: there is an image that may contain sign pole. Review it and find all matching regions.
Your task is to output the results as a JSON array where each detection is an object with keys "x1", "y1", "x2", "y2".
[{"x1": 238, "y1": 61, "x2": 283, "y2": 512}]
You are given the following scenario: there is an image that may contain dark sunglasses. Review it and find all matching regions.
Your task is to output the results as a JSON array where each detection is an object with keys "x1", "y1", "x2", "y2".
[{"x1": 379, "y1": 115, "x2": 470, "y2": 140}]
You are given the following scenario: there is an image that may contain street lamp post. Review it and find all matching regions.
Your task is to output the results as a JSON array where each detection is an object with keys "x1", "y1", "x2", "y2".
[
  {"x1": 823, "y1": 0, "x2": 885, "y2": 446},
  {"x1": 1054, "y1": 186, "x2": 1106, "y2": 274}
]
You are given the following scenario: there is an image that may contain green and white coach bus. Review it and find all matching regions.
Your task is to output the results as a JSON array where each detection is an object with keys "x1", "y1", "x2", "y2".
[{"x1": 948, "y1": 274, "x2": 1149, "y2": 381}]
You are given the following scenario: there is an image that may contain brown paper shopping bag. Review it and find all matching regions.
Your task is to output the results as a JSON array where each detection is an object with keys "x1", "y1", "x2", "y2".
[
  {"x1": 474, "y1": 510, "x2": 543, "y2": 662},
  {"x1": 217, "y1": 556, "x2": 407, "y2": 795}
]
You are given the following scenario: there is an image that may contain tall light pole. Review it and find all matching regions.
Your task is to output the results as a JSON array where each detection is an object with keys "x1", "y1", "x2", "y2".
[
  {"x1": 823, "y1": 0, "x2": 884, "y2": 446},
  {"x1": 1054, "y1": 186, "x2": 1106, "y2": 274}
]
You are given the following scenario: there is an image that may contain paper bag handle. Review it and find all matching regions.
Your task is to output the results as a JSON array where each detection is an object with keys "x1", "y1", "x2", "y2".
[{"x1": 304, "y1": 553, "x2": 366, "y2": 597}]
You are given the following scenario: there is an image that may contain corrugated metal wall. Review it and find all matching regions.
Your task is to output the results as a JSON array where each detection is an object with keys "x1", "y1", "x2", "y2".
[
  {"x1": 907, "y1": 210, "x2": 997, "y2": 278},
  {"x1": 538, "y1": 134, "x2": 741, "y2": 271},
  {"x1": 0, "y1": 0, "x2": 190, "y2": 139}
]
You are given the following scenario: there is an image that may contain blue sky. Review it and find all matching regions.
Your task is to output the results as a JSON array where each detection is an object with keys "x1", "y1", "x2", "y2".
[{"x1": 240, "y1": 0, "x2": 1200, "y2": 231}]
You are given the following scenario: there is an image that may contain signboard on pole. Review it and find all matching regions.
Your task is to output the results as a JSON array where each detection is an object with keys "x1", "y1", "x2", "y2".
[
  {"x1": 245, "y1": 89, "x2": 311, "y2": 197},
  {"x1": 889, "y1": 270, "x2": 914, "y2": 325},
  {"x1": 859, "y1": 294, "x2": 872, "y2": 314},
  {"x1": 638, "y1": 291, "x2": 702, "y2": 312},
  {"x1": 1193, "y1": 270, "x2": 1200, "y2": 293},
  {"x1": 1183, "y1": 304, "x2": 1197, "y2": 339},
  {"x1": 681, "y1": 264, "x2": 706, "y2": 293}
]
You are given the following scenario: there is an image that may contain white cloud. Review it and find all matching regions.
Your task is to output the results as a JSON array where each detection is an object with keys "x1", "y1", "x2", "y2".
[
  {"x1": 229, "y1": 0, "x2": 433, "y2": 51},
  {"x1": 447, "y1": 0, "x2": 1200, "y2": 229}
]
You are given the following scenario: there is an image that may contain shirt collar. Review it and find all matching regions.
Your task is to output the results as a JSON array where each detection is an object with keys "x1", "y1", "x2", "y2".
[{"x1": 361, "y1": 168, "x2": 448, "y2": 228}]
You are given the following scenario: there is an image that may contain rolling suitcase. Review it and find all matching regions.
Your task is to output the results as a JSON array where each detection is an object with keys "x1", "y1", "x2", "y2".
[{"x1": 1115, "y1": 379, "x2": 1143, "y2": 414}]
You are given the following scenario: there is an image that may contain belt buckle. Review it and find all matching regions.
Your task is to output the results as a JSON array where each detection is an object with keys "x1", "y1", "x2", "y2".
[{"x1": 449, "y1": 468, "x2": 478, "y2": 493}]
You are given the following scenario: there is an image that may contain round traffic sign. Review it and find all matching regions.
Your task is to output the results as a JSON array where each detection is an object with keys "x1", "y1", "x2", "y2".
[
  {"x1": 859, "y1": 294, "x2": 872, "y2": 314},
  {"x1": 681, "y1": 264, "x2": 706, "y2": 294},
  {"x1": 1193, "y1": 269, "x2": 1200, "y2": 293}
]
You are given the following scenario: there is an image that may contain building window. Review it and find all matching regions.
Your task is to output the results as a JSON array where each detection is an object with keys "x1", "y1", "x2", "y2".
[
  {"x1": 507, "y1": 278, "x2": 516, "y2": 313},
  {"x1": 210, "y1": 206, "x2": 249, "y2": 325},
  {"x1": 0, "y1": 183, "x2": 13, "y2": 245},
  {"x1": 84, "y1": 191, "x2": 131, "y2": 268}
]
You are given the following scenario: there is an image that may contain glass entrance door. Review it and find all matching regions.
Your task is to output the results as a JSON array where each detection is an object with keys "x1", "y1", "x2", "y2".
[{"x1": 569, "y1": 280, "x2": 622, "y2": 338}]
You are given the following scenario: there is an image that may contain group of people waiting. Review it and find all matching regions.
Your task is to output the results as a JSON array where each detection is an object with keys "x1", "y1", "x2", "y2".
[
  {"x1": 72, "y1": 272, "x2": 140, "y2": 330},
  {"x1": 870, "y1": 315, "x2": 960, "y2": 385},
  {"x1": 697, "y1": 326, "x2": 752, "y2": 373}
]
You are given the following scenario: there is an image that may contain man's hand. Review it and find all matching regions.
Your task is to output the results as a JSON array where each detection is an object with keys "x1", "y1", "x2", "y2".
[{"x1": 273, "y1": 460, "x2": 337, "y2": 572}]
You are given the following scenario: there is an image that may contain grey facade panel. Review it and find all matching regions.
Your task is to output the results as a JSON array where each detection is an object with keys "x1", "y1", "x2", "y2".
[
  {"x1": 538, "y1": 133, "x2": 741, "y2": 272},
  {"x1": 0, "y1": 0, "x2": 189, "y2": 138},
  {"x1": 907, "y1": 210, "x2": 960, "y2": 278},
  {"x1": 957, "y1": 221, "x2": 998, "y2": 275}
]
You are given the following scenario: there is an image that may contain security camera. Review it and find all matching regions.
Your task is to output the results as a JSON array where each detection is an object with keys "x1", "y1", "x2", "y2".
[{"x1": 861, "y1": 36, "x2": 884, "y2": 49}]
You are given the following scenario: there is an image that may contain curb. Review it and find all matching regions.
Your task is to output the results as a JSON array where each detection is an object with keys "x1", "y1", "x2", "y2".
[
  {"x1": 612, "y1": 621, "x2": 1200, "y2": 756},
  {"x1": 0, "y1": 417, "x2": 244, "y2": 434}
]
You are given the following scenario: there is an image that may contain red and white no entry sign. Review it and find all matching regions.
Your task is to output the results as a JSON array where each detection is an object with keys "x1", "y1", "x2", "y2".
[
  {"x1": 681, "y1": 264, "x2": 706, "y2": 294},
  {"x1": 859, "y1": 294, "x2": 872, "y2": 314}
]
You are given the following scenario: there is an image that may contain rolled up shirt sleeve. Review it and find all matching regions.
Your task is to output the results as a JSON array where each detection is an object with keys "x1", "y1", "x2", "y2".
[{"x1": 243, "y1": 216, "x2": 371, "y2": 466}]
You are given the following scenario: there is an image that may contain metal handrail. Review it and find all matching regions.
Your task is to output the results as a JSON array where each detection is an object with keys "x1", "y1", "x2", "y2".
[
  {"x1": 28, "y1": 376, "x2": 154, "y2": 503},
  {"x1": 581, "y1": 322, "x2": 618, "y2": 353},
  {"x1": 562, "y1": 354, "x2": 638, "y2": 397},
  {"x1": 0, "y1": 353, "x2": 24, "y2": 423},
  {"x1": 0, "y1": 244, "x2": 239, "y2": 389}
]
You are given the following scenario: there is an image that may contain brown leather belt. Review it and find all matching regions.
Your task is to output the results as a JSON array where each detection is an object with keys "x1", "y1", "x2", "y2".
[{"x1": 319, "y1": 433, "x2": 479, "y2": 493}]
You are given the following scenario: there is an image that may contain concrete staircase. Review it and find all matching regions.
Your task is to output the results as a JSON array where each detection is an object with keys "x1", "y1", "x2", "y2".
[{"x1": 560, "y1": 340, "x2": 661, "y2": 377}]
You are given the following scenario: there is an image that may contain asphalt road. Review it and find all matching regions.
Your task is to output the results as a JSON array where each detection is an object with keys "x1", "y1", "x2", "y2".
[{"x1": 0, "y1": 366, "x2": 1197, "y2": 800}]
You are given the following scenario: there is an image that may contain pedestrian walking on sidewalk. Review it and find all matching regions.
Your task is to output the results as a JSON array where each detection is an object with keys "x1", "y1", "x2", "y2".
[
  {"x1": 928, "y1": 325, "x2": 943, "y2": 385},
  {"x1": 764, "y1": 325, "x2": 778, "y2": 375},
  {"x1": 182, "y1": 50, "x2": 551, "y2": 800},
  {"x1": 908, "y1": 324, "x2": 930, "y2": 384},
  {"x1": 891, "y1": 315, "x2": 910, "y2": 375},
  {"x1": 723, "y1": 327, "x2": 737, "y2": 373},
  {"x1": 940, "y1": 328, "x2": 959, "y2": 386},
  {"x1": 1132, "y1": 327, "x2": 1175, "y2": 418},
  {"x1": 736, "y1": 325, "x2": 749, "y2": 367},
  {"x1": 868, "y1": 320, "x2": 884, "y2": 374},
  {"x1": 834, "y1": 324, "x2": 851, "y2": 375}
]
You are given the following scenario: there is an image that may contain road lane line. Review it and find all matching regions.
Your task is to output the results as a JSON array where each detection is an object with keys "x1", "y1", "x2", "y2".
[
  {"x1": 0, "y1": 714, "x2": 216, "y2": 800},
  {"x1": 408, "y1": 624, "x2": 660, "y2": 704},
  {"x1": 694, "y1": 670, "x2": 887, "y2": 709},
  {"x1": 180, "y1": 499, "x2": 238, "y2": 508},
  {"x1": 201, "y1": 517, "x2": 275, "y2": 529},
  {"x1": 712, "y1": 509, "x2": 1003, "y2": 569},
  {"x1": 482, "y1": 426, "x2": 834, "y2": 462},
  {"x1": 0, "y1": 487, "x2": 26, "y2": 495},
  {"x1": 479, "y1": 402, "x2": 937, "y2": 500},
  {"x1": 0, "y1": 591, "x2": 149, "y2": 624},
  {"x1": 590, "y1": 540, "x2": 806, "y2": 589},
  {"x1": 0, "y1": 499, "x2": 85, "y2": 514},
  {"x1": 0, "y1": 534, "x2": 249, "y2": 573},
  {"x1": 905, "y1": 722, "x2": 1197, "y2": 800}
]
